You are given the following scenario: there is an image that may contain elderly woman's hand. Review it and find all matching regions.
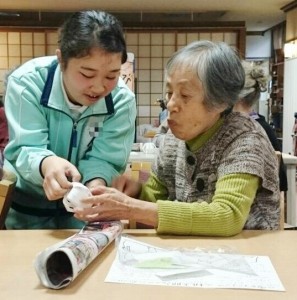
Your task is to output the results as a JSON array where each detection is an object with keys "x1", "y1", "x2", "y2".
[
  {"x1": 74, "y1": 185, "x2": 158, "y2": 227},
  {"x1": 112, "y1": 174, "x2": 142, "y2": 197},
  {"x1": 73, "y1": 185, "x2": 133, "y2": 222}
]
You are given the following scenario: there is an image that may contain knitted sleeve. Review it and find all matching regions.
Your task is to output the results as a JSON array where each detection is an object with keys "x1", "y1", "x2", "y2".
[
  {"x1": 139, "y1": 171, "x2": 167, "y2": 202},
  {"x1": 141, "y1": 172, "x2": 259, "y2": 236}
]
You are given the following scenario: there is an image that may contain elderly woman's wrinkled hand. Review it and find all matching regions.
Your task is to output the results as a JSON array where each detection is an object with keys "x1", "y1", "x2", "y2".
[
  {"x1": 112, "y1": 174, "x2": 142, "y2": 197},
  {"x1": 73, "y1": 185, "x2": 132, "y2": 222}
]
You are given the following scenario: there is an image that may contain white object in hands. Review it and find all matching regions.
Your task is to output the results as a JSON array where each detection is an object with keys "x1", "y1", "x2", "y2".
[
  {"x1": 63, "y1": 182, "x2": 92, "y2": 212},
  {"x1": 140, "y1": 142, "x2": 157, "y2": 154}
]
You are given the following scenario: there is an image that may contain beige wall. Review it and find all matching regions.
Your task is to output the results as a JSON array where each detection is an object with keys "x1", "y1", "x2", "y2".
[{"x1": 286, "y1": 7, "x2": 297, "y2": 42}]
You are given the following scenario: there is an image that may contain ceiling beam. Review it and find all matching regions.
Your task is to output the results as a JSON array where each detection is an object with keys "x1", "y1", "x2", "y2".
[{"x1": 0, "y1": 10, "x2": 245, "y2": 29}]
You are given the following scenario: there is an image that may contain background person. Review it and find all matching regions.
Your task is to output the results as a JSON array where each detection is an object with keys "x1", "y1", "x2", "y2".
[
  {"x1": 0, "y1": 103, "x2": 8, "y2": 158},
  {"x1": 233, "y1": 61, "x2": 288, "y2": 192},
  {"x1": 4, "y1": 10, "x2": 136, "y2": 229},
  {"x1": 152, "y1": 118, "x2": 168, "y2": 148},
  {"x1": 74, "y1": 41, "x2": 280, "y2": 236}
]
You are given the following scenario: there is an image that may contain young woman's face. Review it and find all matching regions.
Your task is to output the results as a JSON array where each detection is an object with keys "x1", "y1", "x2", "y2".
[
  {"x1": 165, "y1": 66, "x2": 226, "y2": 141},
  {"x1": 58, "y1": 48, "x2": 122, "y2": 106}
]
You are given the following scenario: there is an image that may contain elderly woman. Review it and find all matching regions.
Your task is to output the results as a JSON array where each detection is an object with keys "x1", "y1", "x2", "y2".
[{"x1": 75, "y1": 41, "x2": 280, "y2": 236}]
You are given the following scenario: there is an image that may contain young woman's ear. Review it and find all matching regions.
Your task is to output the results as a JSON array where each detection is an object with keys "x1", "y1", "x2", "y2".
[{"x1": 56, "y1": 49, "x2": 65, "y2": 71}]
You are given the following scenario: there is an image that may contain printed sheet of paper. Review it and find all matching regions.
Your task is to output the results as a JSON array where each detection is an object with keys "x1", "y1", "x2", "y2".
[{"x1": 105, "y1": 235, "x2": 285, "y2": 291}]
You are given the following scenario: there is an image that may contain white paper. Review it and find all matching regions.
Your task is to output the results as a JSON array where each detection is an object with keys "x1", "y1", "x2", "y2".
[{"x1": 105, "y1": 235, "x2": 285, "y2": 291}]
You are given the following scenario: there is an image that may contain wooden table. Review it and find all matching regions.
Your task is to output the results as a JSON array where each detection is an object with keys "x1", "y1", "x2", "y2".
[{"x1": 0, "y1": 229, "x2": 296, "y2": 300}]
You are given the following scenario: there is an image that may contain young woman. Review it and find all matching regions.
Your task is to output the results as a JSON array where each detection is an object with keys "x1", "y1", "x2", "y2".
[
  {"x1": 4, "y1": 11, "x2": 136, "y2": 229},
  {"x1": 74, "y1": 41, "x2": 280, "y2": 236}
]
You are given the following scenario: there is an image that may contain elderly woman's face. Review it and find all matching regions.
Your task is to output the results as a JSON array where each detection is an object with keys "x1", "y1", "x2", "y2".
[{"x1": 165, "y1": 67, "x2": 226, "y2": 141}]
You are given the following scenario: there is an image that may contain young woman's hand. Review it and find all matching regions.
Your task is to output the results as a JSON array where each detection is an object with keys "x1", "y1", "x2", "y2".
[{"x1": 41, "y1": 156, "x2": 81, "y2": 200}]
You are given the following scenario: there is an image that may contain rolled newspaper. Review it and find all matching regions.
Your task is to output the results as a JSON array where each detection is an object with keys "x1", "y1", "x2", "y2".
[{"x1": 34, "y1": 221, "x2": 123, "y2": 289}]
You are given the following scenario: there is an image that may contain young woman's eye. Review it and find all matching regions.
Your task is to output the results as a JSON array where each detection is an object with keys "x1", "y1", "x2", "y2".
[
  {"x1": 81, "y1": 73, "x2": 94, "y2": 79},
  {"x1": 106, "y1": 76, "x2": 117, "y2": 81}
]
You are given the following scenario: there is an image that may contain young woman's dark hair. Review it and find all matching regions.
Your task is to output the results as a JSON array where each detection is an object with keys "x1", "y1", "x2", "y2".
[{"x1": 58, "y1": 10, "x2": 127, "y2": 67}]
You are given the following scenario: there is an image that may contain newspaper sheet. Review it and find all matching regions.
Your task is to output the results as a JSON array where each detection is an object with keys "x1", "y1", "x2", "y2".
[{"x1": 34, "y1": 221, "x2": 123, "y2": 289}]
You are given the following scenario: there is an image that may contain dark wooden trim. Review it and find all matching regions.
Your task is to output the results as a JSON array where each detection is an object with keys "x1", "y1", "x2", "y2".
[
  {"x1": 121, "y1": 21, "x2": 245, "y2": 29},
  {"x1": 281, "y1": 0, "x2": 297, "y2": 12},
  {"x1": 246, "y1": 31, "x2": 266, "y2": 36},
  {"x1": 238, "y1": 28, "x2": 246, "y2": 58},
  {"x1": 124, "y1": 27, "x2": 244, "y2": 33},
  {"x1": 0, "y1": 10, "x2": 245, "y2": 29}
]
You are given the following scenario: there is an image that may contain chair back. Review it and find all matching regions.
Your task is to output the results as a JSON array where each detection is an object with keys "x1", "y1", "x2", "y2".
[
  {"x1": 0, "y1": 170, "x2": 16, "y2": 229},
  {"x1": 126, "y1": 161, "x2": 152, "y2": 229},
  {"x1": 275, "y1": 151, "x2": 285, "y2": 230}
]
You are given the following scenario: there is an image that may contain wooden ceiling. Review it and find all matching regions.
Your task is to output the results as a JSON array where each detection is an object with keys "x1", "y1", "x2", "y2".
[{"x1": 0, "y1": 0, "x2": 294, "y2": 32}]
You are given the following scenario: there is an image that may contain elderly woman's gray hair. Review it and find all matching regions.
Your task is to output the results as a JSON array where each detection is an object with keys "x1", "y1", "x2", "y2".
[{"x1": 165, "y1": 40, "x2": 245, "y2": 110}]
